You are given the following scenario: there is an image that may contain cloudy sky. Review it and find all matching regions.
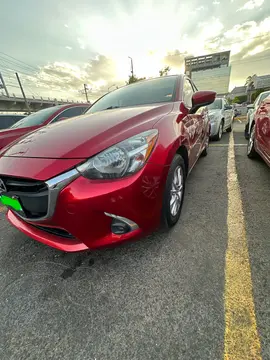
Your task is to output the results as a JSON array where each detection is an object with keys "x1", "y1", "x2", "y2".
[{"x1": 0, "y1": 0, "x2": 269, "y2": 102}]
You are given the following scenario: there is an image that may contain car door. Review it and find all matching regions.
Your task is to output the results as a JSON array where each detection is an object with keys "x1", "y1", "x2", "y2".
[
  {"x1": 182, "y1": 78, "x2": 202, "y2": 167},
  {"x1": 49, "y1": 106, "x2": 88, "y2": 124},
  {"x1": 256, "y1": 100, "x2": 270, "y2": 163}
]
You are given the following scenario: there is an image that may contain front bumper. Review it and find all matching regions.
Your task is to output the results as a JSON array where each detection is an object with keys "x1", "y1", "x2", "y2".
[
  {"x1": 210, "y1": 121, "x2": 219, "y2": 137},
  {"x1": 6, "y1": 162, "x2": 169, "y2": 251}
]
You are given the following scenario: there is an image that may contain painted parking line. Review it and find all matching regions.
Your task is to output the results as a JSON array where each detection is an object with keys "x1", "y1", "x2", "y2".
[
  {"x1": 210, "y1": 144, "x2": 247, "y2": 147},
  {"x1": 224, "y1": 132, "x2": 262, "y2": 359}
]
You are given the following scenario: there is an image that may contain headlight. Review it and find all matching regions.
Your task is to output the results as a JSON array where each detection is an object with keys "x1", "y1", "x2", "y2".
[
  {"x1": 209, "y1": 114, "x2": 218, "y2": 122},
  {"x1": 77, "y1": 129, "x2": 158, "y2": 179}
]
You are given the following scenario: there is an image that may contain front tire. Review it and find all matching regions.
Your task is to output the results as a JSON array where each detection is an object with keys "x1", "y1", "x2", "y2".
[
  {"x1": 212, "y1": 120, "x2": 223, "y2": 141},
  {"x1": 247, "y1": 125, "x2": 257, "y2": 158},
  {"x1": 162, "y1": 154, "x2": 186, "y2": 228}
]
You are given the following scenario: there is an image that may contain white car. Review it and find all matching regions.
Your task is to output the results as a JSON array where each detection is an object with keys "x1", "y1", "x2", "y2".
[
  {"x1": 208, "y1": 98, "x2": 234, "y2": 141},
  {"x1": 245, "y1": 90, "x2": 270, "y2": 139}
]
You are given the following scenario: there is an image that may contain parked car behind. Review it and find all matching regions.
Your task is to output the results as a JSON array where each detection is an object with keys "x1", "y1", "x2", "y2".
[
  {"x1": 247, "y1": 95, "x2": 270, "y2": 167},
  {"x1": 0, "y1": 114, "x2": 26, "y2": 130},
  {"x1": 0, "y1": 75, "x2": 216, "y2": 252},
  {"x1": 0, "y1": 103, "x2": 89, "y2": 151},
  {"x1": 207, "y1": 98, "x2": 234, "y2": 140},
  {"x1": 245, "y1": 90, "x2": 270, "y2": 139}
]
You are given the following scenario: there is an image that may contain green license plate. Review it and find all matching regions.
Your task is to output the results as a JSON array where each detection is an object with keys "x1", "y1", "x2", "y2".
[{"x1": 0, "y1": 195, "x2": 23, "y2": 211}]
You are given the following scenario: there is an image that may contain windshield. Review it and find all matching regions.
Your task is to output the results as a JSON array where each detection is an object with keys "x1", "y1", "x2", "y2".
[
  {"x1": 87, "y1": 76, "x2": 177, "y2": 114},
  {"x1": 207, "y1": 99, "x2": 222, "y2": 110},
  {"x1": 259, "y1": 92, "x2": 270, "y2": 104},
  {"x1": 10, "y1": 106, "x2": 63, "y2": 129}
]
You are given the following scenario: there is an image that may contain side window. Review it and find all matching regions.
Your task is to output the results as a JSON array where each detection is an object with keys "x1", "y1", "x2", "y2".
[
  {"x1": 51, "y1": 106, "x2": 86, "y2": 123},
  {"x1": 183, "y1": 79, "x2": 194, "y2": 108}
]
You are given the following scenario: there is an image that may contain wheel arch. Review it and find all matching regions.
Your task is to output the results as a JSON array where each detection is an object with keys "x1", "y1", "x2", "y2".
[{"x1": 176, "y1": 145, "x2": 189, "y2": 176}]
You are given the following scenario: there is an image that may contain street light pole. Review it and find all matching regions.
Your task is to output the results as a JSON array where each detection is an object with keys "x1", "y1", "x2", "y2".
[
  {"x1": 84, "y1": 83, "x2": 89, "y2": 103},
  {"x1": 15, "y1": 72, "x2": 31, "y2": 114},
  {"x1": 128, "y1": 56, "x2": 134, "y2": 77}
]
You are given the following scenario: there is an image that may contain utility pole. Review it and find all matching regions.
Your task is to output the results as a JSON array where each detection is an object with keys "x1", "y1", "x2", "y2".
[
  {"x1": 15, "y1": 72, "x2": 31, "y2": 113},
  {"x1": 128, "y1": 57, "x2": 134, "y2": 77},
  {"x1": 0, "y1": 72, "x2": 9, "y2": 97},
  {"x1": 84, "y1": 83, "x2": 89, "y2": 103}
]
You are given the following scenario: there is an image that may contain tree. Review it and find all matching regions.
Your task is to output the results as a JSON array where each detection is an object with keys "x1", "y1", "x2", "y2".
[
  {"x1": 245, "y1": 74, "x2": 256, "y2": 103},
  {"x1": 251, "y1": 88, "x2": 270, "y2": 102},
  {"x1": 126, "y1": 74, "x2": 146, "y2": 85},
  {"x1": 233, "y1": 95, "x2": 247, "y2": 104},
  {"x1": 159, "y1": 66, "x2": 171, "y2": 77}
]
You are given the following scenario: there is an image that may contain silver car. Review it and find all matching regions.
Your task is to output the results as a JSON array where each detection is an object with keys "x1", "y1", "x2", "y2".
[{"x1": 208, "y1": 98, "x2": 234, "y2": 141}]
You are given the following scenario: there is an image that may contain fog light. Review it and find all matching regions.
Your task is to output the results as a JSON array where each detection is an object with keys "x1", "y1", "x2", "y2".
[
  {"x1": 111, "y1": 219, "x2": 131, "y2": 234},
  {"x1": 104, "y1": 212, "x2": 139, "y2": 235}
]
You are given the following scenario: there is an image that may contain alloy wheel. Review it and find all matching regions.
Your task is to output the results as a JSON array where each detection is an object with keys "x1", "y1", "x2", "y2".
[{"x1": 170, "y1": 166, "x2": 184, "y2": 216}]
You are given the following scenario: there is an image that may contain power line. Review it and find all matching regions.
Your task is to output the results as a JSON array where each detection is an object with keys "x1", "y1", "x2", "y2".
[{"x1": 0, "y1": 52, "x2": 39, "y2": 72}]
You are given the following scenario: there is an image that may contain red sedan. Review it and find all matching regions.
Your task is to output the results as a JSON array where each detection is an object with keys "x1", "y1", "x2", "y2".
[
  {"x1": 0, "y1": 103, "x2": 89, "y2": 151},
  {"x1": 247, "y1": 95, "x2": 270, "y2": 167},
  {"x1": 0, "y1": 75, "x2": 215, "y2": 252}
]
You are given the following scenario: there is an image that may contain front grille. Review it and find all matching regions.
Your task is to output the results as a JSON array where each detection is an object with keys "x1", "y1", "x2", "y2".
[
  {"x1": 0, "y1": 176, "x2": 48, "y2": 219},
  {"x1": 31, "y1": 224, "x2": 75, "y2": 239}
]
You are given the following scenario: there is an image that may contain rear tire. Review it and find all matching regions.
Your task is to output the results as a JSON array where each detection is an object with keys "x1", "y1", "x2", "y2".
[
  {"x1": 226, "y1": 124, "x2": 232, "y2": 133},
  {"x1": 244, "y1": 123, "x2": 249, "y2": 140},
  {"x1": 200, "y1": 135, "x2": 209, "y2": 157},
  {"x1": 162, "y1": 154, "x2": 186, "y2": 228}
]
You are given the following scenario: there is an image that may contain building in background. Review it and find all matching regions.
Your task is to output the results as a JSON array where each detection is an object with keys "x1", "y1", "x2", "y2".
[
  {"x1": 185, "y1": 51, "x2": 231, "y2": 95},
  {"x1": 227, "y1": 86, "x2": 247, "y2": 100},
  {"x1": 253, "y1": 74, "x2": 270, "y2": 89}
]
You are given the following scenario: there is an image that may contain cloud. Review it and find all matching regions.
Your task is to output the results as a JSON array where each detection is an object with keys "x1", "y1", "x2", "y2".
[
  {"x1": 27, "y1": 55, "x2": 124, "y2": 102},
  {"x1": 237, "y1": 0, "x2": 264, "y2": 11},
  {"x1": 65, "y1": 46, "x2": 72, "y2": 50},
  {"x1": 195, "y1": 6, "x2": 205, "y2": 11},
  {"x1": 162, "y1": 50, "x2": 188, "y2": 71},
  {"x1": 213, "y1": 1, "x2": 220, "y2": 4},
  {"x1": 204, "y1": 16, "x2": 270, "y2": 60}
]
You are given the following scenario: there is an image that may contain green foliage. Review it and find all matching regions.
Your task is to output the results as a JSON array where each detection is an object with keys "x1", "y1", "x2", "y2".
[
  {"x1": 251, "y1": 88, "x2": 268, "y2": 102},
  {"x1": 126, "y1": 75, "x2": 146, "y2": 85},
  {"x1": 159, "y1": 66, "x2": 171, "y2": 77},
  {"x1": 233, "y1": 95, "x2": 247, "y2": 104}
]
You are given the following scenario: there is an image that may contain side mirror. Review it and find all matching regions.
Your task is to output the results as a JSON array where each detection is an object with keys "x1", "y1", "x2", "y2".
[
  {"x1": 247, "y1": 104, "x2": 254, "y2": 109},
  {"x1": 191, "y1": 91, "x2": 216, "y2": 113},
  {"x1": 224, "y1": 105, "x2": 232, "y2": 110},
  {"x1": 58, "y1": 117, "x2": 68, "y2": 121}
]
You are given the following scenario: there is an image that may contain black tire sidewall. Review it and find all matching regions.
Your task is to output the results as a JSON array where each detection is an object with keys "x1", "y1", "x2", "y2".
[
  {"x1": 162, "y1": 154, "x2": 186, "y2": 228},
  {"x1": 247, "y1": 125, "x2": 257, "y2": 158}
]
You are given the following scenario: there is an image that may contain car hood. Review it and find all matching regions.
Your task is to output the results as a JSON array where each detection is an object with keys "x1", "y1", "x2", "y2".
[{"x1": 1, "y1": 104, "x2": 173, "y2": 159}]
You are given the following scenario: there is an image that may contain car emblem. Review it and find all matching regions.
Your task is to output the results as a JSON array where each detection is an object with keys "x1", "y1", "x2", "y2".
[{"x1": 0, "y1": 178, "x2": 7, "y2": 194}]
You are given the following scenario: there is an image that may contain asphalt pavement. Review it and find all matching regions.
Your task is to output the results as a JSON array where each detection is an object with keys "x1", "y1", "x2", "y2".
[{"x1": 0, "y1": 121, "x2": 269, "y2": 360}]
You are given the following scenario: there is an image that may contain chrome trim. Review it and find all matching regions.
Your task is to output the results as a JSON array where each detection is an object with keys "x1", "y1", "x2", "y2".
[
  {"x1": 15, "y1": 168, "x2": 80, "y2": 222},
  {"x1": 104, "y1": 212, "x2": 139, "y2": 231}
]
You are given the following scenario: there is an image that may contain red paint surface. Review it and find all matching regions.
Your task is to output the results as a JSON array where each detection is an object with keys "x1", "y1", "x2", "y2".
[{"x1": 0, "y1": 75, "x2": 216, "y2": 251}]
